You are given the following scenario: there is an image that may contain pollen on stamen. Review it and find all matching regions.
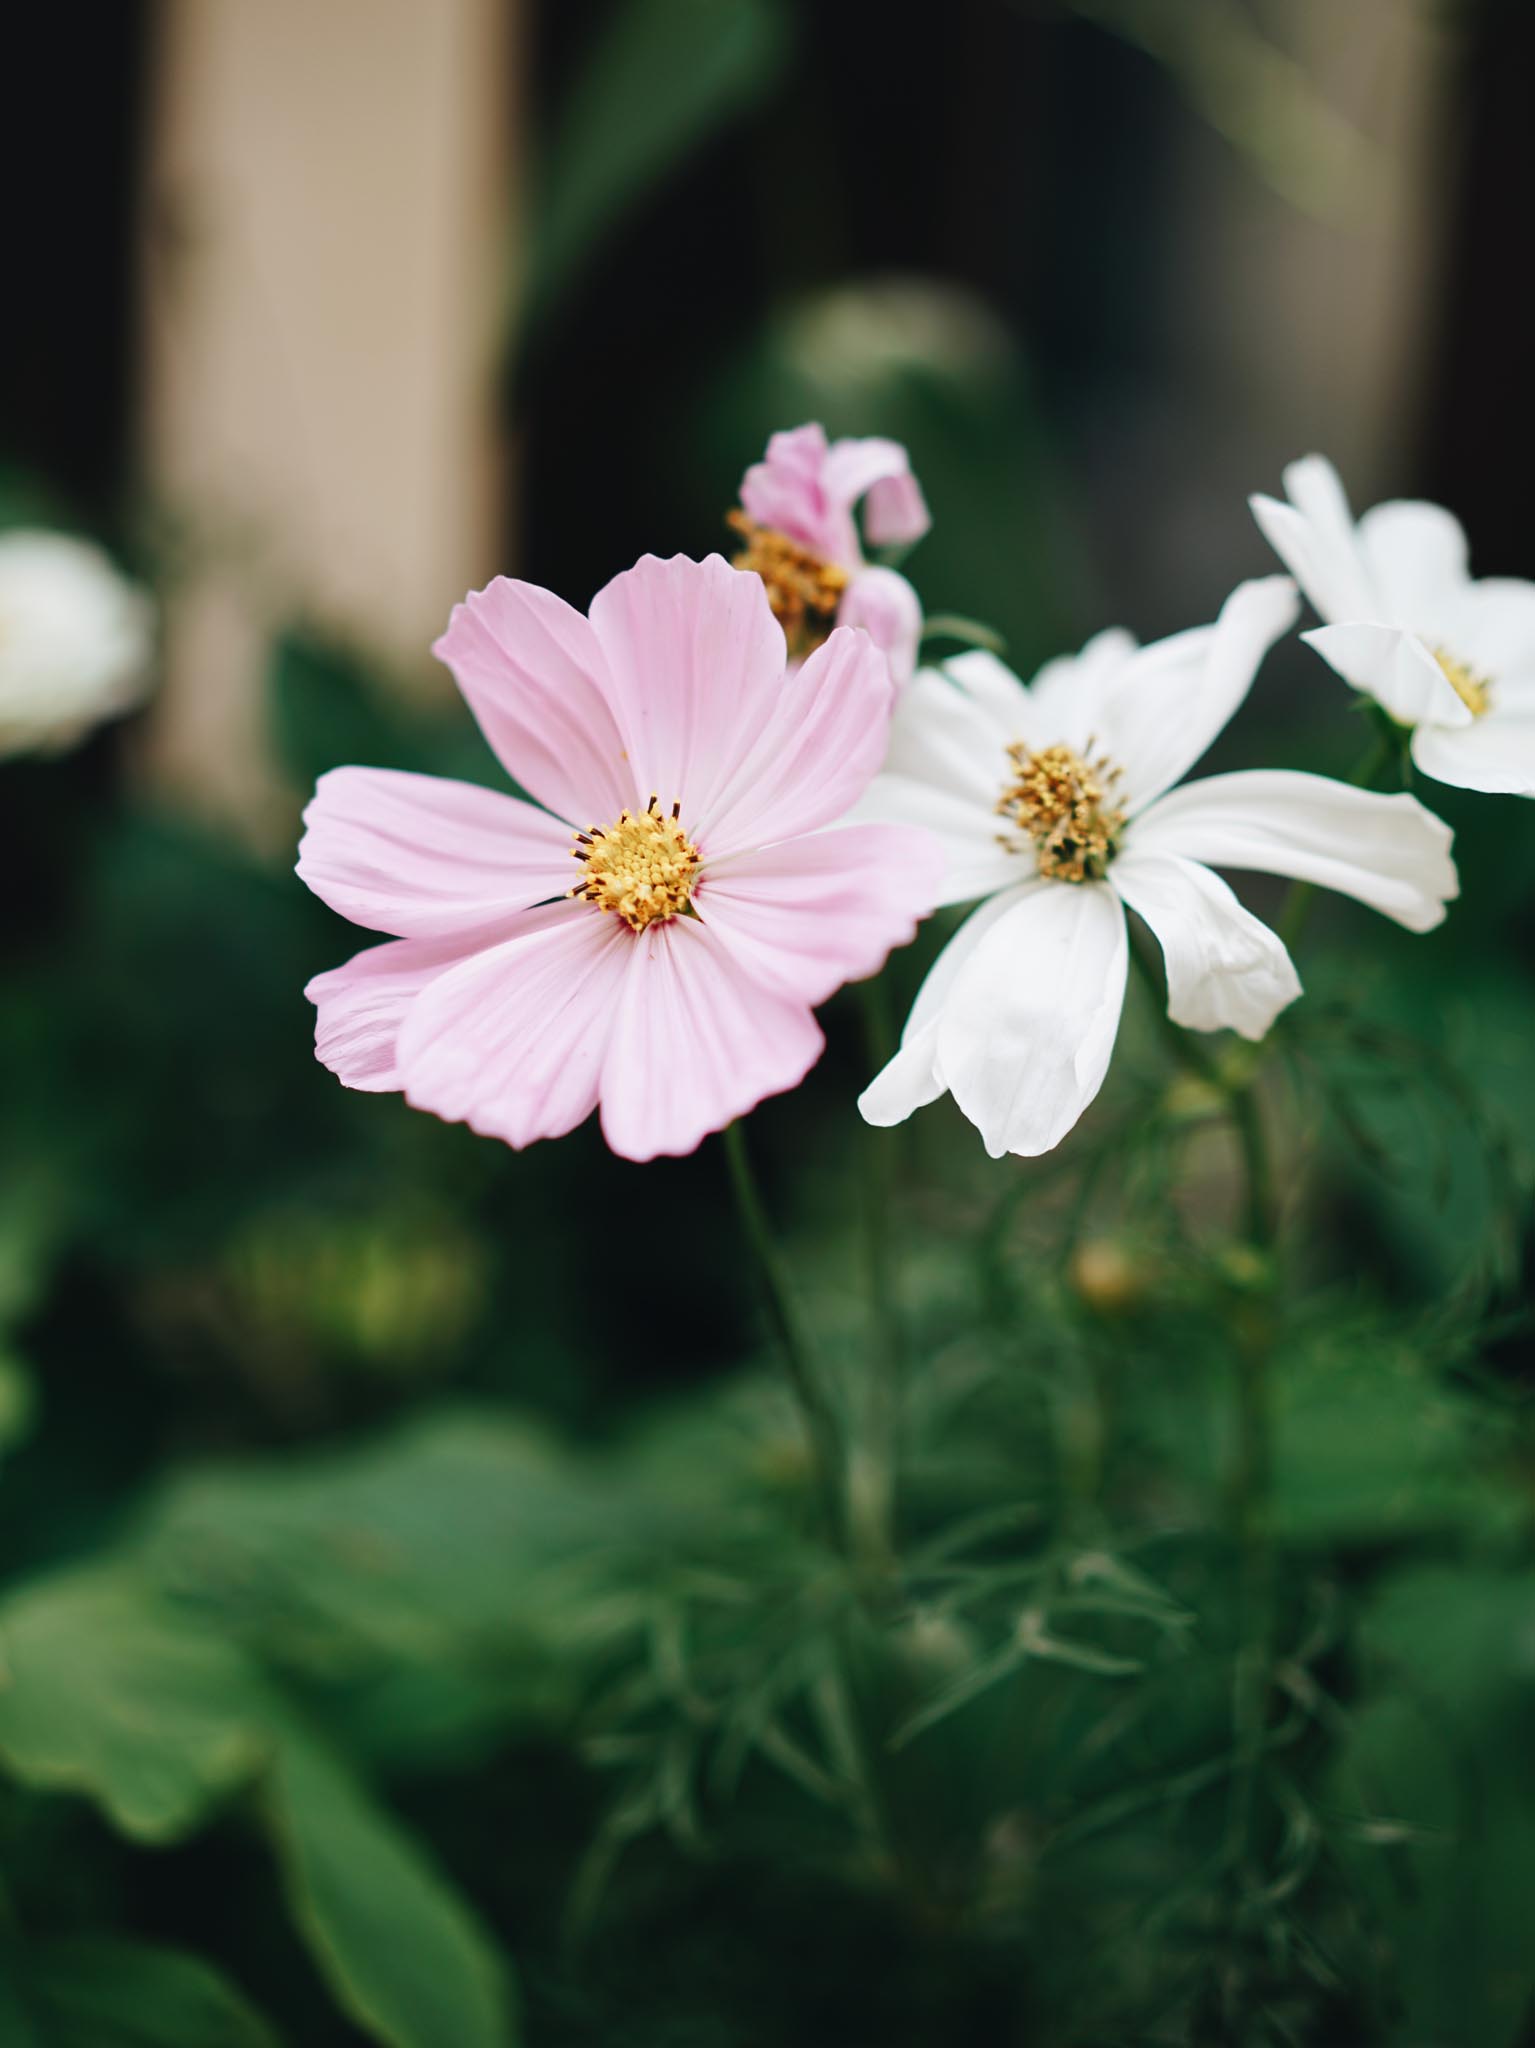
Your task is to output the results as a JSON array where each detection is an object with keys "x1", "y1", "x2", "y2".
[
  {"x1": 1433, "y1": 647, "x2": 1492, "y2": 719},
  {"x1": 997, "y1": 740, "x2": 1127, "y2": 883},
  {"x1": 571, "y1": 800, "x2": 700, "y2": 932},
  {"x1": 727, "y1": 508, "x2": 850, "y2": 659}
]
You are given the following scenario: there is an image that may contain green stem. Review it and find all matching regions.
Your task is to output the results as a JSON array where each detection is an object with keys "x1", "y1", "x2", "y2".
[
  {"x1": 1273, "y1": 724, "x2": 1402, "y2": 958},
  {"x1": 1130, "y1": 925, "x2": 1279, "y2": 1874},
  {"x1": 1222, "y1": 1049, "x2": 1280, "y2": 1887},
  {"x1": 1228, "y1": 1077, "x2": 1277, "y2": 1250},
  {"x1": 1128, "y1": 928, "x2": 1218, "y2": 1082},
  {"x1": 853, "y1": 982, "x2": 903, "y2": 1570},
  {"x1": 1130, "y1": 711, "x2": 1394, "y2": 1885},
  {"x1": 722, "y1": 1121, "x2": 845, "y2": 1548},
  {"x1": 1224, "y1": 1287, "x2": 1277, "y2": 1882}
]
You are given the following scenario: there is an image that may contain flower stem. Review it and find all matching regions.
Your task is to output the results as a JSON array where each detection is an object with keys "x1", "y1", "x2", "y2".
[
  {"x1": 1130, "y1": 923, "x2": 1280, "y2": 1874},
  {"x1": 1274, "y1": 723, "x2": 1402, "y2": 957},
  {"x1": 1127, "y1": 928, "x2": 1221, "y2": 1084},
  {"x1": 853, "y1": 980, "x2": 903, "y2": 1570},
  {"x1": 1222, "y1": 1052, "x2": 1280, "y2": 1889},
  {"x1": 1228, "y1": 1075, "x2": 1278, "y2": 1250},
  {"x1": 722, "y1": 1120, "x2": 846, "y2": 1548}
]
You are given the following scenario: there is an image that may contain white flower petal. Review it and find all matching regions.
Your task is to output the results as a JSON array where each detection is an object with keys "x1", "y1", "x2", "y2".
[
  {"x1": 1458, "y1": 578, "x2": 1535, "y2": 698},
  {"x1": 1023, "y1": 627, "x2": 1140, "y2": 745},
  {"x1": 860, "y1": 658, "x2": 1028, "y2": 905},
  {"x1": 1099, "y1": 576, "x2": 1298, "y2": 813},
  {"x1": 881, "y1": 665, "x2": 1015, "y2": 803},
  {"x1": 940, "y1": 648, "x2": 1038, "y2": 742},
  {"x1": 855, "y1": 772, "x2": 1023, "y2": 907},
  {"x1": 858, "y1": 886, "x2": 1032, "y2": 1127},
  {"x1": 1250, "y1": 455, "x2": 1374, "y2": 625},
  {"x1": 1410, "y1": 716, "x2": 1535, "y2": 797},
  {"x1": 1129, "y1": 769, "x2": 1458, "y2": 932},
  {"x1": 1356, "y1": 499, "x2": 1470, "y2": 631},
  {"x1": 1111, "y1": 852, "x2": 1300, "y2": 1041},
  {"x1": 1300, "y1": 623, "x2": 1471, "y2": 727},
  {"x1": 937, "y1": 881, "x2": 1128, "y2": 1158},
  {"x1": 0, "y1": 531, "x2": 154, "y2": 759}
]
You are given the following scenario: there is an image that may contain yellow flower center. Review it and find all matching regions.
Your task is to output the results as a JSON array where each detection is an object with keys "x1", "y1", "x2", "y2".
[
  {"x1": 727, "y1": 508, "x2": 849, "y2": 660},
  {"x1": 1433, "y1": 646, "x2": 1491, "y2": 718},
  {"x1": 997, "y1": 741, "x2": 1126, "y2": 883},
  {"x1": 572, "y1": 797, "x2": 700, "y2": 931}
]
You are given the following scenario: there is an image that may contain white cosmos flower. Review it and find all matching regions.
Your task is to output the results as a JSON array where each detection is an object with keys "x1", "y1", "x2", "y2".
[
  {"x1": 0, "y1": 530, "x2": 154, "y2": 761},
  {"x1": 857, "y1": 576, "x2": 1459, "y2": 1159},
  {"x1": 1251, "y1": 455, "x2": 1535, "y2": 796}
]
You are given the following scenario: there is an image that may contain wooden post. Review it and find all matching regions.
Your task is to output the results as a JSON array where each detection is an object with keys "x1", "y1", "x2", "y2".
[{"x1": 138, "y1": 0, "x2": 516, "y2": 838}]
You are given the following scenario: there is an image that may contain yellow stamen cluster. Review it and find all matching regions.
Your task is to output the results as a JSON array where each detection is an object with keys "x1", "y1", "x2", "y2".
[
  {"x1": 997, "y1": 741, "x2": 1126, "y2": 883},
  {"x1": 1433, "y1": 646, "x2": 1492, "y2": 719},
  {"x1": 727, "y1": 509, "x2": 849, "y2": 659},
  {"x1": 572, "y1": 797, "x2": 700, "y2": 931}
]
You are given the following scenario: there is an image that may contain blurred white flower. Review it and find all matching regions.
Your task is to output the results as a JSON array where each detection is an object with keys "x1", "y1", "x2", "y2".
[
  {"x1": 0, "y1": 529, "x2": 154, "y2": 761},
  {"x1": 1252, "y1": 455, "x2": 1535, "y2": 796},
  {"x1": 857, "y1": 577, "x2": 1459, "y2": 1159}
]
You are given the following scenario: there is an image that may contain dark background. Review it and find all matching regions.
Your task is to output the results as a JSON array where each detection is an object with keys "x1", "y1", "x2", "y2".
[{"x1": 4, "y1": 5, "x2": 1535, "y2": 2045}]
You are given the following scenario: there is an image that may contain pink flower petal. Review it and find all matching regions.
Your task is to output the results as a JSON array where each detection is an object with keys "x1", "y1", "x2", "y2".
[
  {"x1": 838, "y1": 566, "x2": 923, "y2": 687},
  {"x1": 599, "y1": 917, "x2": 824, "y2": 1161},
  {"x1": 397, "y1": 905, "x2": 631, "y2": 1148},
  {"x1": 822, "y1": 437, "x2": 931, "y2": 548},
  {"x1": 698, "y1": 823, "x2": 942, "y2": 1006},
  {"x1": 432, "y1": 578, "x2": 633, "y2": 825},
  {"x1": 586, "y1": 553, "x2": 787, "y2": 819},
  {"x1": 692, "y1": 624, "x2": 897, "y2": 857},
  {"x1": 297, "y1": 767, "x2": 577, "y2": 937},
  {"x1": 740, "y1": 424, "x2": 930, "y2": 568},
  {"x1": 306, "y1": 933, "x2": 479, "y2": 1093},
  {"x1": 739, "y1": 424, "x2": 848, "y2": 562}
]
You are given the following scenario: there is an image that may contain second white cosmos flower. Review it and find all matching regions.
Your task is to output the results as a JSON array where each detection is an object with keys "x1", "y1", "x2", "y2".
[
  {"x1": 857, "y1": 576, "x2": 1459, "y2": 1158},
  {"x1": 1252, "y1": 456, "x2": 1535, "y2": 796}
]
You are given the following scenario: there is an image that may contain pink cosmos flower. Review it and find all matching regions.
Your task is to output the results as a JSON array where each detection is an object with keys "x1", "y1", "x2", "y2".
[
  {"x1": 297, "y1": 554, "x2": 942, "y2": 1161},
  {"x1": 728, "y1": 423, "x2": 930, "y2": 686}
]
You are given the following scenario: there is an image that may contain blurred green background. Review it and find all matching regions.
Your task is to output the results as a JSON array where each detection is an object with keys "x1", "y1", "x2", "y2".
[{"x1": 3, "y1": 2, "x2": 1535, "y2": 2044}]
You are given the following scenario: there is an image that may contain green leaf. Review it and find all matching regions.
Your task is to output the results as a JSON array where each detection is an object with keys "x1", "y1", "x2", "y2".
[
  {"x1": 263, "y1": 1725, "x2": 517, "y2": 2048},
  {"x1": 524, "y1": 0, "x2": 792, "y2": 332},
  {"x1": 0, "y1": 1568, "x2": 271, "y2": 1842},
  {"x1": 1331, "y1": 1568, "x2": 1535, "y2": 2048},
  {"x1": 269, "y1": 632, "x2": 419, "y2": 791},
  {"x1": 269, "y1": 632, "x2": 521, "y2": 798},
  {"x1": 0, "y1": 1560, "x2": 521, "y2": 2047},
  {"x1": 2, "y1": 1936, "x2": 279, "y2": 2047},
  {"x1": 919, "y1": 613, "x2": 1007, "y2": 656},
  {"x1": 1065, "y1": 0, "x2": 1387, "y2": 227},
  {"x1": 0, "y1": 1351, "x2": 35, "y2": 1464},
  {"x1": 0, "y1": 1175, "x2": 70, "y2": 1329},
  {"x1": 139, "y1": 1409, "x2": 643, "y2": 1736},
  {"x1": 1270, "y1": 1328, "x2": 1507, "y2": 1548},
  {"x1": 0, "y1": 1972, "x2": 42, "y2": 2048}
]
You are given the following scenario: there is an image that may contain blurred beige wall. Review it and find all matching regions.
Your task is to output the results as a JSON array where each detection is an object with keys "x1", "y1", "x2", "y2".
[
  {"x1": 1073, "y1": 0, "x2": 1464, "y2": 622},
  {"x1": 1189, "y1": 0, "x2": 1460, "y2": 488},
  {"x1": 139, "y1": 0, "x2": 516, "y2": 837}
]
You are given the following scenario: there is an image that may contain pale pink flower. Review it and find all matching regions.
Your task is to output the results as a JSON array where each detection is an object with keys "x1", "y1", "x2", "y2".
[
  {"x1": 298, "y1": 554, "x2": 941, "y2": 1161},
  {"x1": 729, "y1": 423, "x2": 930, "y2": 685}
]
